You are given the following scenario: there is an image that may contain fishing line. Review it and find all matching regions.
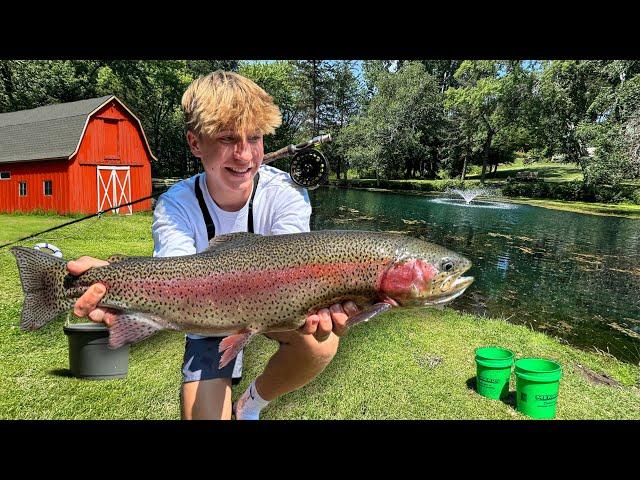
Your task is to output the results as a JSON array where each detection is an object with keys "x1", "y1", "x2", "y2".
[
  {"x1": 0, "y1": 189, "x2": 165, "y2": 251},
  {"x1": 32, "y1": 214, "x2": 103, "y2": 244}
]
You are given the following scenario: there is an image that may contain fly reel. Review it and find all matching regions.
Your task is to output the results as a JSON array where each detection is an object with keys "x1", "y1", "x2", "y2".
[
  {"x1": 289, "y1": 149, "x2": 329, "y2": 190},
  {"x1": 262, "y1": 134, "x2": 332, "y2": 189}
]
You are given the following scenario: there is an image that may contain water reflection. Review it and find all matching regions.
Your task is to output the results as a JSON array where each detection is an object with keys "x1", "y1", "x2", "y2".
[{"x1": 310, "y1": 187, "x2": 640, "y2": 364}]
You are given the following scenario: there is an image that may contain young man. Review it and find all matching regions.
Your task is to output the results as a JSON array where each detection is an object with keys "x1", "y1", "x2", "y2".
[{"x1": 68, "y1": 70, "x2": 358, "y2": 420}]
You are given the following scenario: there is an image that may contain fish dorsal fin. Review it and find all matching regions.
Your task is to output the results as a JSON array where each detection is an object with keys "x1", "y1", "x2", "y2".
[{"x1": 204, "y1": 232, "x2": 263, "y2": 253}]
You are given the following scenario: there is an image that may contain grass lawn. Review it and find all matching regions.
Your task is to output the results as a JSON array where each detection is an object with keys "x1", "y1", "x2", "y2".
[
  {"x1": 1, "y1": 213, "x2": 638, "y2": 419},
  {"x1": 466, "y1": 158, "x2": 584, "y2": 183}
]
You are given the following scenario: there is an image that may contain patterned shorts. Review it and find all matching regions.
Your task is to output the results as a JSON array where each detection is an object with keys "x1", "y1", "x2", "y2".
[{"x1": 181, "y1": 336, "x2": 243, "y2": 385}]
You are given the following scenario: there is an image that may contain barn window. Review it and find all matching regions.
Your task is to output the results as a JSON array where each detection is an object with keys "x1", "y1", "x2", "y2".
[
  {"x1": 0, "y1": 171, "x2": 10, "y2": 180},
  {"x1": 44, "y1": 180, "x2": 53, "y2": 196},
  {"x1": 19, "y1": 182, "x2": 27, "y2": 196}
]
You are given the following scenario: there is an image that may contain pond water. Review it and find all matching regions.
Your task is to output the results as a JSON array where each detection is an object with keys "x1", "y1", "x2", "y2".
[{"x1": 309, "y1": 187, "x2": 640, "y2": 364}]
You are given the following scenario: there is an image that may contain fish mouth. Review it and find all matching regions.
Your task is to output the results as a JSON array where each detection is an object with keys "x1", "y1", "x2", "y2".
[{"x1": 424, "y1": 275, "x2": 474, "y2": 306}]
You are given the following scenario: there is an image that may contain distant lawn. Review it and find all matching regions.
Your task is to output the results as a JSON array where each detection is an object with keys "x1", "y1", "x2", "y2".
[
  {"x1": 466, "y1": 158, "x2": 583, "y2": 183},
  {"x1": 1, "y1": 212, "x2": 639, "y2": 419},
  {"x1": 338, "y1": 159, "x2": 584, "y2": 186}
]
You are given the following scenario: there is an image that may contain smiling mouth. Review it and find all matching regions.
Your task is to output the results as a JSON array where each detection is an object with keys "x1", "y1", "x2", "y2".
[{"x1": 226, "y1": 166, "x2": 252, "y2": 176}]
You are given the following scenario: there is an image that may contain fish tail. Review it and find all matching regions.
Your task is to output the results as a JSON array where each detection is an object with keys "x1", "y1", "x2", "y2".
[{"x1": 11, "y1": 246, "x2": 72, "y2": 331}]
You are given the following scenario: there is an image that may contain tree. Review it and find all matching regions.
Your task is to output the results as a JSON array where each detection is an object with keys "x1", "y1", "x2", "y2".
[
  {"x1": 340, "y1": 61, "x2": 443, "y2": 179},
  {"x1": 322, "y1": 61, "x2": 363, "y2": 180},
  {"x1": 187, "y1": 60, "x2": 238, "y2": 77},
  {"x1": 361, "y1": 60, "x2": 394, "y2": 100},
  {"x1": 292, "y1": 60, "x2": 333, "y2": 138},
  {"x1": 445, "y1": 60, "x2": 530, "y2": 183},
  {"x1": 0, "y1": 60, "x2": 105, "y2": 112},
  {"x1": 533, "y1": 60, "x2": 602, "y2": 163},
  {"x1": 238, "y1": 60, "x2": 303, "y2": 155},
  {"x1": 420, "y1": 60, "x2": 462, "y2": 93}
]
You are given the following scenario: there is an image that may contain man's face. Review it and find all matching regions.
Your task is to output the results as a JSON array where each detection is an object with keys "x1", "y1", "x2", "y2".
[{"x1": 188, "y1": 130, "x2": 264, "y2": 193}]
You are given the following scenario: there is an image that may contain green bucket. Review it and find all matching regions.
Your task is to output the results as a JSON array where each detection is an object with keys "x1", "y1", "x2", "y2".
[
  {"x1": 63, "y1": 323, "x2": 129, "y2": 380},
  {"x1": 475, "y1": 347, "x2": 514, "y2": 400},
  {"x1": 515, "y1": 358, "x2": 562, "y2": 419}
]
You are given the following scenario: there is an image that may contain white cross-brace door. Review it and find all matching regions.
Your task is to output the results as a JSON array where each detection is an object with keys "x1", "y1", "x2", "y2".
[{"x1": 97, "y1": 166, "x2": 132, "y2": 214}]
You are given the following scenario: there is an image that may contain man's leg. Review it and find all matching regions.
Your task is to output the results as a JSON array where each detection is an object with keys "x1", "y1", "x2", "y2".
[
  {"x1": 234, "y1": 331, "x2": 339, "y2": 419},
  {"x1": 181, "y1": 378, "x2": 232, "y2": 420},
  {"x1": 181, "y1": 336, "x2": 242, "y2": 420}
]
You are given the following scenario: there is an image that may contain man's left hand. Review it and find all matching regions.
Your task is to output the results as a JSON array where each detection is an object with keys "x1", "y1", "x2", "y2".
[{"x1": 301, "y1": 301, "x2": 360, "y2": 342}]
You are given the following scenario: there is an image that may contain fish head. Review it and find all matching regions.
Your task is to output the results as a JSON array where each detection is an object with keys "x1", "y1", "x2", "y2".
[{"x1": 378, "y1": 238, "x2": 474, "y2": 307}]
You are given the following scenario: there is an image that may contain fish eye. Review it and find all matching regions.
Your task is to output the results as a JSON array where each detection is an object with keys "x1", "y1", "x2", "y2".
[{"x1": 441, "y1": 259, "x2": 454, "y2": 272}]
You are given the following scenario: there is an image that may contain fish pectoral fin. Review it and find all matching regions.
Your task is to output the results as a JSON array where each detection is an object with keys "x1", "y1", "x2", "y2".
[
  {"x1": 218, "y1": 330, "x2": 255, "y2": 369},
  {"x1": 345, "y1": 303, "x2": 392, "y2": 329},
  {"x1": 108, "y1": 312, "x2": 167, "y2": 349}
]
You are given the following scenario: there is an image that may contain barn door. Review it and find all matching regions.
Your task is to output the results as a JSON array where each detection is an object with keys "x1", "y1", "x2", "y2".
[{"x1": 97, "y1": 166, "x2": 132, "y2": 214}]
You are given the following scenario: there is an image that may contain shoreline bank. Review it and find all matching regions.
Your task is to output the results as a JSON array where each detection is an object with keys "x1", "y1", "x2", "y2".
[{"x1": 326, "y1": 184, "x2": 640, "y2": 219}]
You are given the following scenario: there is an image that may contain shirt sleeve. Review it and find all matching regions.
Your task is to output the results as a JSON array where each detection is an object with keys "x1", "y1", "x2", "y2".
[
  {"x1": 269, "y1": 186, "x2": 312, "y2": 235},
  {"x1": 152, "y1": 194, "x2": 197, "y2": 258}
]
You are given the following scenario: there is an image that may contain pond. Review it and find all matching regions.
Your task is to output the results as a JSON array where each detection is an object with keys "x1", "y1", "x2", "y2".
[{"x1": 309, "y1": 186, "x2": 640, "y2": 365}]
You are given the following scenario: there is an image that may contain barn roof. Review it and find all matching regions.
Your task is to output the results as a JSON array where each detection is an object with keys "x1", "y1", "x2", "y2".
[{"x1": 0, "y1": 95, "x2": 156, "y2": 164}]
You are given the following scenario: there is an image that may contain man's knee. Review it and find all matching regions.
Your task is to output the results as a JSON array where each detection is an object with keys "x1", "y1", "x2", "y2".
[{"x1": 181, "y1": 378, "x2": 232, "y2": 420}]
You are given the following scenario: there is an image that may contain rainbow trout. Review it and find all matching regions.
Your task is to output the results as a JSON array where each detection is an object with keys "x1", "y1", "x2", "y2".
[{"x1": 11, "y1": 230, "x2": 474, "y2": 368}]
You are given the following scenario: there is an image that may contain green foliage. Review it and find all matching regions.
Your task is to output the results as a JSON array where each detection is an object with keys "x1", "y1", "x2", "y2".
[
  {"x1": 238, "y1": 61, "x2": 302, "y2": 152},
  {"x1": 342, "y1": 178, "x2": 484, "y2": 192},
  {"x1": 340, "y1": 61, "x2": 444, "y2": 179},
  {"x1": 502, "y1": 178, "x2": 640, "y2": 204},
  {"x1": 530, "y1": 60, "x2": 640, "y2": 189},
  {"x1": 444, "y1": 61, "x2": 533, "y2": 182},
  {"x1": 3, "y1": 59, "x2": 640, "y2": 201}
]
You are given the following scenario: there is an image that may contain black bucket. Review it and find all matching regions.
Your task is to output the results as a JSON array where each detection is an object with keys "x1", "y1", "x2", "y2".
[{"x1": 63, "y1": 323, "x2": 129, "y2": 379}]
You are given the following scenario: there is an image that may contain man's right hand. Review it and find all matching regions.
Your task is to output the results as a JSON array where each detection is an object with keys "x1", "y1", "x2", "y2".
[{"x1": 67, "y1": 256, "x2": 117, "y2": 326}]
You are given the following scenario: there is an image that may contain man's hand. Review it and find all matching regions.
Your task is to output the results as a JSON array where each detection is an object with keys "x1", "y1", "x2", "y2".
[
  {"x1": 67, "y1": 256, "x2": 117, "y2": 326},
  {"x1": 301, "y1": 301, "x2": 360, "y2": 342}
]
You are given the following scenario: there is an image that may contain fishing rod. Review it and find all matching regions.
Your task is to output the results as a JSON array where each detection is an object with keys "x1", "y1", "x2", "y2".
[
  {"x1": 0, "y1": 134, "x2": 332, "y2": 250},
  {"x1": 0, "y1": 193, "x2": 157, "y2": 250}
]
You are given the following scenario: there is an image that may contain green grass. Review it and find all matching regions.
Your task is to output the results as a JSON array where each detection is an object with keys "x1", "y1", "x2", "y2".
[
  {"x1": 466, "y1": 158, "x2": 584, "y2": 183},
  {"x1": 1, "y1": 213, "x2": 639, "y2": 419}
]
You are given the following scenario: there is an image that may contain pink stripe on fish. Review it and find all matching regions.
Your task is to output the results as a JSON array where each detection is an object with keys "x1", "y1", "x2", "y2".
[{"x1": 130, "y1": 260, "x2": 390, "y2": 305}]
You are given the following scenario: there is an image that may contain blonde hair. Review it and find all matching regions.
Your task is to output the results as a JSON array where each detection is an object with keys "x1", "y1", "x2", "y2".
[{"x1": 181, "y1": 70, "x2": 282, "y2": 138}]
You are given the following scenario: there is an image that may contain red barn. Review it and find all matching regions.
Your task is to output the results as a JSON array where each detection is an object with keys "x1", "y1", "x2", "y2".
[{"x1": 0, "y1": 95, "x2": 156, "y2": 215}]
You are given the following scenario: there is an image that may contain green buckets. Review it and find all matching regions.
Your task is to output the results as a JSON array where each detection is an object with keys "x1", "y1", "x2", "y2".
[
  {"x1": 514, "y1": 358, "x2": 562, "y2": 419},
  {"x1": 474, "y1": 348, "x2": 562, "y2": 419},
  {"x1": 475, "y1": 347, "x2": 514, "y2": 400}
]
